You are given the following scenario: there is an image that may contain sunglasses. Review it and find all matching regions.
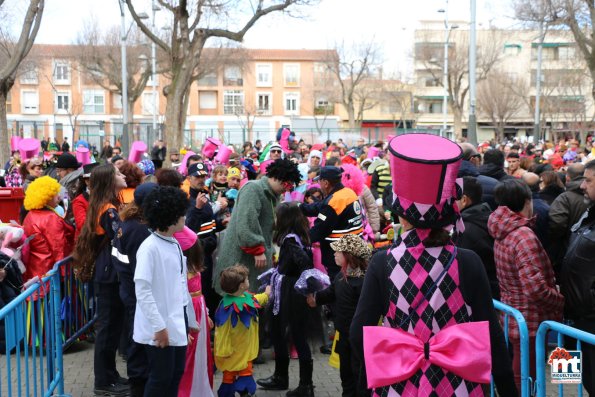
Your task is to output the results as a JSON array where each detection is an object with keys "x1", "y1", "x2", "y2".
[{"x1": 271, "y1": 149, "x2": 282, "y2": 154}]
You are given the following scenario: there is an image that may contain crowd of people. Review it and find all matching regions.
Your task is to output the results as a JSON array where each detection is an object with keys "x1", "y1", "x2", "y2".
[{"x1": 0, "y1": 129, "x2": 595, "y2": 397}]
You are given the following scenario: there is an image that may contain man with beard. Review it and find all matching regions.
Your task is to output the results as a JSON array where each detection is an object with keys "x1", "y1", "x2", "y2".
[{"x1": 561, "y1": 160, "x2": 595, "y2": 394}]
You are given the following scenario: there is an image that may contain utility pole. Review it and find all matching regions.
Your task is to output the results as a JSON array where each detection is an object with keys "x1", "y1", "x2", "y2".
[
  {"x1": 467, "y1": 0, "x2": 478, "y2": 145},
  {"x1": 534, "y1": 18, "x2": 545, "y2": 142}
]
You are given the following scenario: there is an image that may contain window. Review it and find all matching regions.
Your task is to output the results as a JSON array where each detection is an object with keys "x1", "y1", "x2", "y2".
[
  {"x1": 6, "y1": 91, "x2": 11, "y2": 113},
  {"x1": 198, "y1": 72, "x2": 218, "y2": 86},
  {"x1": 112, "y1": 93, "x2": 122, "y2": 109},
  {"x1": 55, "y1": 92, "x2": 70, "y2": 113},
  {"x1": 315, "y1": 96, "x2": 333, "y2": 115},
  {"x1": 504, "y1": 45, "x2": 521, "y2": 56},
  {"x1": 142, "y1": 92, "x2": 158, "y2": 115},
  {"x1": 53, "y1": 60, "x2": 70, "y2": 84},
  {"x1": 83, "y1": 89, "x2": 105, "y2": 113},
  {"x1": 223, "y1": 66, "x2": 242, "y2": 86},
  {"x1": 284, "y1": 92, "x2": 300, "y2": 115},
  {"x1": 284, "y1": 64, "x2": 300, "y2": 86},
  {"x1": 223, "y1": 90, "x2": 244, "y2": 114},
  {"x1": 531, "y1": 44, "x2": 576, "y2": 61},
  {"x1": 422, "y1": 76, "x2": 441, "y2": 87},
  {"x1": 199, "y1": 91, "x2": 217, "y2": 110},
  {"x1": 21, "y1": 90, "x2": 39, "y2": 114},
  {"x1": 256, "y1": 92, "x2": 272, "y2": 115},
  {"x1": 20, "y1": 63, "x2": 38, "y2": 84},
  {"x1": 428, "y1": 101, "x2": 443, "y2": 114},
  {"x1": 256, "y1": 64, "x2": 272, "y2": 87}
]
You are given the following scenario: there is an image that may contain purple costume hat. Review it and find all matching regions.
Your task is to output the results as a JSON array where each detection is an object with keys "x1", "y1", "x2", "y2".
[{"x1": 388, "y1": 133, "x2": 463, "y2": 230}]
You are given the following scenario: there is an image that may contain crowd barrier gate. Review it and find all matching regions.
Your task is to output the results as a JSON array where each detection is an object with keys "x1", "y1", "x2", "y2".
[
  {"x1": 52, "y1": 257, "x2": 97, "y2": 350},
  {"x1": 491, "y1": 300, "x2": 531, "y2": 397},
  {"x1": 535, "y1": 320, "x2": 595, "y2": 397},
  {"x1": 0, "y1": 269, "x2": 68, "y2": 397}
]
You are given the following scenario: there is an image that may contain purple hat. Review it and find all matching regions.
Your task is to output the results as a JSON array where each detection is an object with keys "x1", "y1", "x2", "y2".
[{"x1": 388, "y1": 134, "x2": 463, "y2": 229}]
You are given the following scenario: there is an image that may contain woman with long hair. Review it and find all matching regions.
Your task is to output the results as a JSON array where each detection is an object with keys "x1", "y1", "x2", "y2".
[{"x1": 73, "y1": 164, "x2": 128, "y2": 396}]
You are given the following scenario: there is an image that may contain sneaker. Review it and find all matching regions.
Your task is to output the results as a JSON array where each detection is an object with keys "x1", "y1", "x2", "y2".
[
  {"x1": 115, "y1": 376, "x2": 129, "y2": 385},
  {"x1": 94, "y1": 383, "x2": 130, "y2": 396},
  {"x1": 319, "y1": 344, "x2": 332, "y2": 355}
]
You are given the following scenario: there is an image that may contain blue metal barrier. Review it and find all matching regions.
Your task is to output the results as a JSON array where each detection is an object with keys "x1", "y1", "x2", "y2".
[
  {"x1": 491, "y1": 300, "x2": 531, "y2": 397},
  {"x1": 535, "y1": 321, "x2": 595, "y2": 397},
  {"x1": 0, "y1": 269, "x2": 69, "y2": 397},
  {"x1": 52, "y1": 257, "x2": 96, "y2": 349}
]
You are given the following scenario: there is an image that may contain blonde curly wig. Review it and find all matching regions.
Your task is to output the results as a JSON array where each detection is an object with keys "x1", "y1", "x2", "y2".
[{"x1": 24, "y1": 176, "x2": 61, "y2": 210}]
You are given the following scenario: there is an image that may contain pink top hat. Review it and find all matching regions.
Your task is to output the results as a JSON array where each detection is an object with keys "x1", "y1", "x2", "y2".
[
  {"x1": 18, "y1": 138, "x2": 40, "y2": 161},
  {"x1": 10, "y1": 136, "x2": 21, "y2": 152},
  {"x1": 129, "y1": 141, "x2": 148, "y2": 163},
  {"x1": 388, "y1": 133, "x2": 463, "y2": 228},
  {"x1": 75, "y1": 146, "x2": 91, "y2": 166},
  {"x1": 367, "y1": 147, "x2": 381, "y2": 159},
  {"x1": 214, "y1": 145, "x2": 232, "y2": 165},
  {"x1": 259, "y1": 159, "x2": 273, "y2": 174},
  {"x1": 202, "y1": 138, "x2": 221, "y2": 160},
  {"x1": 178, "y1": 151, "x2": 196, "y2": 176}
]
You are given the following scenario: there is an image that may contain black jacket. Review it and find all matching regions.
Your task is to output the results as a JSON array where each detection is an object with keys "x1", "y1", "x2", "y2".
[
  {"x1": 561, "y1": 206, "x2": 595, "y2": 321},
  {"x1": 458, "y1": 160, "x2": 499, "y2": 209},
  {"x1": 316, "y1": 272, "x2": 364, "y2": 336},
  {"x1": 186, "y1": 187, "x2": 217, "y2": 256},
  {"x1": 459, "y1": 202, "x2": 499, "y2": 300},
  {"x1": 478, "y1": 163, "x2": 513, "y2": 182},
  {"x1": 539, "y1": 184, "x2": 565, "y2": 205}
]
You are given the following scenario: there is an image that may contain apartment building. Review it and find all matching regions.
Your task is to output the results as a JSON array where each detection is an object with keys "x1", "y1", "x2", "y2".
[
  {"x1": 6, "y1": 45, "x2": 340, "y2": 148},
  {"x1": 414, "y1": 21, "x2": 593, "y2": 142}
]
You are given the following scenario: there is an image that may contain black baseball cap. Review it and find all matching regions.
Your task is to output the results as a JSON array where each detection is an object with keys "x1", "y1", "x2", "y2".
[{"x1": 188, "y1": 162, "x2": 208, "y2": 177}]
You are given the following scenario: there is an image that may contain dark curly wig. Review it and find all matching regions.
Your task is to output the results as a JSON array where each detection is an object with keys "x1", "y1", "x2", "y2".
[
  {"x1": 265, "y1": 158, "x2": 301, "y2": 185},
  {"x1": 142, "y1": 186, "x2": 189, "y2": 232}
]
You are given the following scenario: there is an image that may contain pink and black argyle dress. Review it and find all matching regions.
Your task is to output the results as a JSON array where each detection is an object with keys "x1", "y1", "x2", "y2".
[{"x1": 373, "y1": 228, "x2": 484, "y2": 397}]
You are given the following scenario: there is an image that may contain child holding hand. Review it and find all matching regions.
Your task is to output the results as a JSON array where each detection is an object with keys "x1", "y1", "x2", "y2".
[{"x1": 214, "y1": 264, "x2": 271, "y2": 397}]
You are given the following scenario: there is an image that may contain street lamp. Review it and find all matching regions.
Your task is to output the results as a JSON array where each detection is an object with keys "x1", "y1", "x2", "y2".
[
  {"x1": 118, "y1": 0, "x2": 148, "y2": 154},
  {"x1": 438, "y1": 2, "x2": 458, "y2": 138}
]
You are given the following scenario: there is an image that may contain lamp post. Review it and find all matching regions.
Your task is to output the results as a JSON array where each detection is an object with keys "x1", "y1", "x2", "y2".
[
  {"x1": 151, "y1": 0, "x2": 159, "y2": 139},
  {"x1": 467, "y1": 0, "x2": 478, "y2": 145},
  {"x1": 438, "y1": 2, "x2": 458, "y2": 138},
  {"x1": 118, "y1": 0, "x2": 148, "y2": 154}
]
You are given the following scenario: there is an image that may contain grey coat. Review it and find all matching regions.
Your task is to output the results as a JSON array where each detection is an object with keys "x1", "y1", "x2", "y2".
[{"x1": 214, "y1": 176, "x2": 279, "y2": 295}]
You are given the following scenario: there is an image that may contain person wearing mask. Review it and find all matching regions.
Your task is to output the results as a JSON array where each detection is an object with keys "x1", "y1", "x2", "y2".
[
  {"x1": 73, "y1": 164, "x2": 128, "y2": 396},
  {"x1": 351, "y1": 134, "x2": 517, "y2": 397},
  {"x1": 560, "y1": 160, "x2": 595, "y2": 394}
]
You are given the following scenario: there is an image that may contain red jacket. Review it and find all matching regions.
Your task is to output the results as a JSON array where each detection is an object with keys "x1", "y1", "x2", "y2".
[
  {"x1": 488, "y1": 205, "x2": 564, "y2": 337},
  {"x1": 72, "y1": 193, "x2": 89, "y2": 241},
  {"x1": 22, "y1": 208, "x2": 74, "y2": 281}
]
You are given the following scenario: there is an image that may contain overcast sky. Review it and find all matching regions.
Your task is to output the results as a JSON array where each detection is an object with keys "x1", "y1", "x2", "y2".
[{"x1": 29, "y1": 0, "x2": 514, "y2": 77}]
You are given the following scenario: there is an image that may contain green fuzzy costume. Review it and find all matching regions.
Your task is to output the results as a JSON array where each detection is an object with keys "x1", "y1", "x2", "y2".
[{"x1": 214, "y1": 177, "x2": 279, "y2": 295}]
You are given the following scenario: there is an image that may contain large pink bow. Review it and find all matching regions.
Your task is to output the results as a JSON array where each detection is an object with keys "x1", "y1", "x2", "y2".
[{"x1": 363, "y1": 321, "x2": 492, "y2": 389}]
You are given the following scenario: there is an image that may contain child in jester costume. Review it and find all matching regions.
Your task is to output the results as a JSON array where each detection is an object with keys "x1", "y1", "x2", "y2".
[{"x1": 214, "y1": 264, "x2": 271, "y2": 397}]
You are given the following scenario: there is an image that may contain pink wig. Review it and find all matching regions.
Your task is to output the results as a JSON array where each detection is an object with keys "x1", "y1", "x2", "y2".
[{"x1": 340, "y1": 163, "x2": 365, "y2": 196}]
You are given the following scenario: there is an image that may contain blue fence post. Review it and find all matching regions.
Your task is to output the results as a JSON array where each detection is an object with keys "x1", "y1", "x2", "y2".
[
  {"x1": 52, "y1": 269, "x2": 66, "y2": 396},
  {"x1": 492, "y1": 300, "x2": 531, "y2": 397},
  {"x1": 535, "y1": 321, "x2": 595, "y2": 397}
]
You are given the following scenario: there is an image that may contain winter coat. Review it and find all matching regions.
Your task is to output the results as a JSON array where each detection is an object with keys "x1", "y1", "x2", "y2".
[
  {"x1": 561, "y1": 206, "x2": 595, "y2": 321},
  {"x1": 214, "y1": 177, "x2": 279, "y2": 294},
  {"x1": 539, "y1": 184, "x2": 565, "y2": 205},
  {"x1": 459, "y1": 202, "x2": 499, "y2": 299},
  {"x1": 488, "y1": 205, "x2": 564, "y2": 337},
  {"x1": 71, "y1": 192, "x2": 89, "y2": 241},
  {"x1": 360, "y1": 185, "x2": 380, "y2": 233},
  {"x1": 479, "y1": 163, "x2": 513, "y2": 182},
  {"x1": 22, "y1": 208, "x2": 74, "y2": 281},
  {"x1": 458, "y1": 160, "x2": 499, "y2": 209}
]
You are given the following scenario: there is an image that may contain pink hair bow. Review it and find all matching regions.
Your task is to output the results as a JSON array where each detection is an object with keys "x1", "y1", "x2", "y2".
[{"x1": 363, "y1": 321, "x2": 492, "y2": 389}]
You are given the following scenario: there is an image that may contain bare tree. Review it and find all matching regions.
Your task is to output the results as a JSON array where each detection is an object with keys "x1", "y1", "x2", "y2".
[
  {"x1": 416, "y1": 29, "x2": 503, "y2": 138},
  {"x1": 0, "y1": 0, "x2": 44, "y2": 162},
  {"x1": 514, "y1": 0, "x2": 595, "y2": 119},
  {"x1": 75, "y1": 21, "x2": 153, "y2": 152},
  {"x1": 125, "y1": 0, "x2": 316, "y2": 161},
  {"x1": 379, "y1": 76, "x2": 415, "y2": 131},
  {"x1": 324, "y1": 41, "x2": 382, "y2": 129},
  {"x1": 477, "y1": 70, "x2": 528, "y2": 142}
]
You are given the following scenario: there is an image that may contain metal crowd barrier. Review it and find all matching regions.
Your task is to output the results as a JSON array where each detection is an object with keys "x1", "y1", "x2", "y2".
[
  {"x1": 52, "y1": 257, "x2": 97, "y2": 350},
  {"x1": 491, "y1": 300, "x2": 531, "y2": 397},
  {"x1": 535, "y1": 321, "x2": 595, "y2": 397},
  {"x1": 0, "y1": 269, "x2": 68, "y2": 397}
]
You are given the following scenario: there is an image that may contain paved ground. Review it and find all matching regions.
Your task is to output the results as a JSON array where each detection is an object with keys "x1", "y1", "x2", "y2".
[{"x1": 61, "y1": 342, "x2": 341, "y2": 397}]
